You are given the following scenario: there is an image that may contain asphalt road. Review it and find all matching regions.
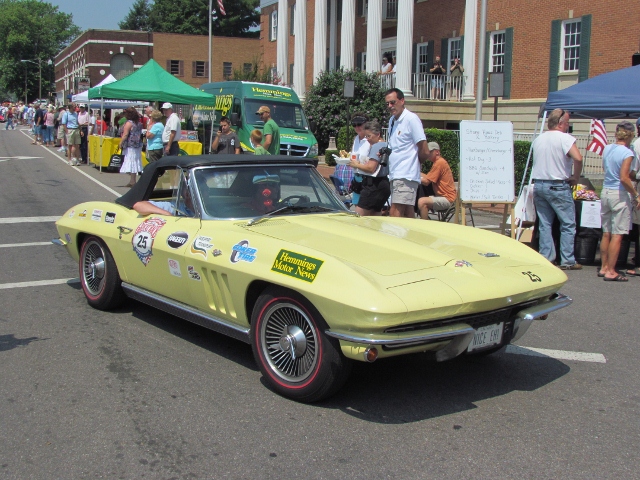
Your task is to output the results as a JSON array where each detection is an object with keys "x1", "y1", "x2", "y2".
[{"x1": 1, "y1": 127, "x2": 638, "y2": 479}]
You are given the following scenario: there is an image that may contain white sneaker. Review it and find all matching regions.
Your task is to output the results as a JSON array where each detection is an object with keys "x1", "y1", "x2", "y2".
[{"x1": 71, "y1": 159, "x2": 79, "y2": 166}]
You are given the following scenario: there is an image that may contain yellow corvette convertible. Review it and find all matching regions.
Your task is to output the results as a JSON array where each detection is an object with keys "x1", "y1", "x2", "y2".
[{"x1": 54, "y1": 155, "x2": 571, "y2": 402}]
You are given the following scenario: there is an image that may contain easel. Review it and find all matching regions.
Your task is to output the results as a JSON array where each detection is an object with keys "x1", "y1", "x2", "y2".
[{"x1": 456, "y1": 198, "x2": 516, "y2": 238}]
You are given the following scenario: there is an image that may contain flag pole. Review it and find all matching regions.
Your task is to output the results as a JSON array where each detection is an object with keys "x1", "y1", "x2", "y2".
[{"x1": 208, "y1": 0, "x2": 212, "y2": 83}]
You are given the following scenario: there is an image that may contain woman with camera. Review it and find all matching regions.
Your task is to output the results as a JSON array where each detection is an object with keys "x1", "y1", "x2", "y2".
[{"x1": 348, "y1": 121, "x2": 390, "y2": 216}]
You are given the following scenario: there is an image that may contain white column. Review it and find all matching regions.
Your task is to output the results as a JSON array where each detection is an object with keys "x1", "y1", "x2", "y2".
[
  {"x1": 293, "y1": 0, "x2": 307, "y2": 96},
  {"x1": 329, "y1": 0, "x2": 337, "y2": 70},
  {"x1": 366, "y1": 0, "x2": 382, "y2": 73},
  {"x1": 313, "y1": 0, "x2": 327, "y2": 80},
  {"x1": 277, "y1": 0, "x2": 288, "y2": 84},
  {"x1": 340, "y1": 0, "x2": 355, "y2": 69},
  {"x1": 395, "y1": 0, "x2": 414, "y2": 96},
  {"x1": 462, "y1": 0, "x2": 477, "y2": 100}
]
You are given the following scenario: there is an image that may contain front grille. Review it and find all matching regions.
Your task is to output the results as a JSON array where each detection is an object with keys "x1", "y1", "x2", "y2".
[
  {"x1": 279, "y1": 144, "x2": 309, "y2": 156},
  {"x1": 385, "y1": 299, "x2": 540, "y2": 334}
]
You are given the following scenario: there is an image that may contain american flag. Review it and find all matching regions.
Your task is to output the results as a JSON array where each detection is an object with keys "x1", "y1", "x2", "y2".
[
  {"x1": 218, "y1": 0, "x2": 226, "y2": 16},
  {"x1": 586, "y1": 119, "x2": 607, "y2": 156}
]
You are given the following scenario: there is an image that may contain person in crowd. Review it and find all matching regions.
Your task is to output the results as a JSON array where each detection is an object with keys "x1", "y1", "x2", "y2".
[
  {"x1": 44, "y1": 106, "x2": 55, "y2": 147},
  {"x1": 145, "y1": 109, "x2": 165, "y2": 163},
  {"x1": 161, "y1": 102, "x2": 182, "y2": 156},
  {"x1": 531, "y1": 108, "x2": 583, "y2": 269},
  {"x1": 384, "y1": 88, "x2": 429, "y2": 218},
  {"x1": 77, "y1": 104, "x2": 90, "y2": 164},
  {"x1": 257, "y1": 106, "x2": 280, "y2": 155},
  {"x1": 380, "y1": 53, "x2": 393, "y2": 75},
  {"x1": 251, "y1": 129, "x2": 270, "y2": 155},
  {"x1": 430, "y1": 55, "x2": 446, "y2": 100},
  {"x1": 93, "y1": 110, "x2": 108, "y2": 135},
  {"x1": 62, "y1": 103, "x2": 81, "y2": 166},
  {"x1": 33, "y1": 103, "x2": 45, "y2": 145},
  {"x1": 348, "y1": 121, "x2": 390, "y2": 216},
  {"x1": 349, "y1": 113, "x2": 372, "y2": 205},
  {"x1": 627, "y1": 119, "x2": 640, "y2": 276},
  {"x1": 5, "y1": 104, "x2": 15, "y2": 130},
  {"x1": 416, "y1": 142, "x2": 457, "y2": 219},
  {"x1": 212, "y1": 116, "x2": 241, "y2": 154},
  {"x1": 118, "y1": 107, "x2": 144, "y2": 187},
  {"x1": 55, "y1": 106, "x2": 67, "y2": 152},
  {"x1": 597, "y1": 121, "x2": 639, "y2": 282},
  {"x1": 449, "y1": 57, "x2": 464, "y2": 101},
  {"x1": 26, "y1": 103, "x2": 35, "y2": 133}
]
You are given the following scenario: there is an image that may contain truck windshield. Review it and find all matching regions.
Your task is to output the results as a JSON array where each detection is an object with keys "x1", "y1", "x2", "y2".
[{"x1": 245, "y1": 99, "x2": 309, "y2": 130}]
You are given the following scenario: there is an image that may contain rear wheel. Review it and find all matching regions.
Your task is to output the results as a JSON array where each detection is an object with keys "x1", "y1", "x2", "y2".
[
  {"x1": 251, "y1": 286, "x2": 351, "y2": 402},
  {"x1": 79, "y1": 236, "x2": 125, "y2": 310}
]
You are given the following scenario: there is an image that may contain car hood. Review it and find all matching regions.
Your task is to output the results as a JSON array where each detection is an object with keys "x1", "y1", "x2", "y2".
[{"x1": 241, "y1": 214, "x2": 551, "y2": 277}]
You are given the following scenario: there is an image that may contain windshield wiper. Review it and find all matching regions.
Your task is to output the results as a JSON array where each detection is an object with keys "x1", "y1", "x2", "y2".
[{"x1": 246, "y1": 205, "x2": 349, "y2": 226}]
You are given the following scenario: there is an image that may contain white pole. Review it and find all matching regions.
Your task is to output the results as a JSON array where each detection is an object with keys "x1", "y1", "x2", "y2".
[
  {"x1": 208, "y1": 0, "x2": 212, "y2": 83},
  {"x1": 99, "y1": 97, "x2": 104, "y2": 173},
  {"x1": 475, "y1": 0, "x2": 488, "y2": 120}
]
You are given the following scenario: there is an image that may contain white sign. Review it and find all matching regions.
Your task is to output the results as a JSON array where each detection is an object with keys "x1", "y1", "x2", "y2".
[
  {"x1": 459, "y1": 120, "x2": 515, "y2": 202},
  {"x1": 580, "y1": 201, "x2": 602, "y2": 228}
]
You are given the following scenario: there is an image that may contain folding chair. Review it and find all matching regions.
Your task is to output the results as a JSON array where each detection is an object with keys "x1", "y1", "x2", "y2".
[{"x1": 329, "y1": 175, "x2": 352, "y2": 208}]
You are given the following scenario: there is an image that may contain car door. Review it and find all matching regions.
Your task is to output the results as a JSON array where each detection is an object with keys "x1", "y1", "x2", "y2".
[{"x1": 116, "y1": 168, "x2": 197, "y2": 302}]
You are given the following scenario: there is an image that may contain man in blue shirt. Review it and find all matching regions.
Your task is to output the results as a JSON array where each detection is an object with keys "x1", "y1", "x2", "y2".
[{"x1": 62, "y1": 103, "x2": 81, "y2": 166}]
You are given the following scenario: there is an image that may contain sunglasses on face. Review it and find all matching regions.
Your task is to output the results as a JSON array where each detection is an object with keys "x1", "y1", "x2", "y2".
[{"x1": 385, "y1": 100, "x2": 397, "y2": 106}]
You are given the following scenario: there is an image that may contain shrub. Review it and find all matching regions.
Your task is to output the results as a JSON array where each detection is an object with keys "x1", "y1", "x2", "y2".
[
  {"x1": 421, "y1": 128, "x2": 460, "y2": 180},
  {"x1": 304, "y1": 69, "x2": 388, "y2": 154},
  {"x1": 514, "y1": 140, "x2": 533, "y2": 195},
  {"x1": 324, "y1": 149, "x2": 339, "y2": 166}
]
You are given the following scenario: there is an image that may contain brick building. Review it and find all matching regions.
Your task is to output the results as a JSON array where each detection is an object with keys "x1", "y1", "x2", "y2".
[
  {"x1": 259, "y1": 0, "x2": 640, "y2": 129},
  {"x1": 55, "y1": 30, "x2": 260, "y2": 104}
]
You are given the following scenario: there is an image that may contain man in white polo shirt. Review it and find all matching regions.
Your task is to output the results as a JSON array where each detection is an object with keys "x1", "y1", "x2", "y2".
[
  {"x1": 161, "y1": 102, "x2": 182, "y2": 156},
  {"x1": 384, "y1": 88, "x2": 429, "y2": 217}
]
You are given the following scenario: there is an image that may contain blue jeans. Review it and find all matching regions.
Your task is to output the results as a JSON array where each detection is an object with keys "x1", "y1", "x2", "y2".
[
  {"x1": 5, "y1": 117, "x2": 13, "y2": 130},
  {"x1": 533, "y1": 181, "x2": 577, "y2": 265}
]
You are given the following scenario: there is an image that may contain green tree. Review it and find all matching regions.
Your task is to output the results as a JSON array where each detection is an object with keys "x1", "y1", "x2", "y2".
[
  {"x1": 121, "y1": 0, "x2": 259, "y2": 38},
  {"x1": 0, "y1": 0, "x2": 80, "y2": 101},
  {"x1": 304, "y1": 69, "x2": 388, "y2": 153},
  {"x1": 232, "y1": 57, "x2": 274, "y2": 83},
  {"x1": 118, "y1": 0, "x2": 152, "y2": 32}
]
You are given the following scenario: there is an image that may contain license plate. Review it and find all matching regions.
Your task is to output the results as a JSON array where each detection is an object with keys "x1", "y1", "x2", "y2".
[{"x1": 467, "y1": 322, "x2": 504, "y2": 352}]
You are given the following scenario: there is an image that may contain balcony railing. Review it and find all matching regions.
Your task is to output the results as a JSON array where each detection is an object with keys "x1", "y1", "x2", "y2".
[
  {"x1": 413, "y1": 73, "x2": 468, "y2": 101},
  {"x1": 379, "y1": 73, "x2": 396, "y2": 90}
]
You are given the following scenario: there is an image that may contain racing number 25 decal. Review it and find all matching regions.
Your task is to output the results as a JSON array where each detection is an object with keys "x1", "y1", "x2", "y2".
[{"x1": 522, "y1": 271, "x2": 542, "y2": 282}]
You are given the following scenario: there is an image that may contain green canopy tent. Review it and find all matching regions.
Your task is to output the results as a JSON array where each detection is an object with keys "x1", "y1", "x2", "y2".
[{"x1": 88, "y1": 59, "x2": 216, "y2": 171}]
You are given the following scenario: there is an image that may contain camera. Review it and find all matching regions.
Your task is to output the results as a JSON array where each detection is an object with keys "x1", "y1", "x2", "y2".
[{"x1": 379, "y1": 146, "x2": 392, "y2": 166}]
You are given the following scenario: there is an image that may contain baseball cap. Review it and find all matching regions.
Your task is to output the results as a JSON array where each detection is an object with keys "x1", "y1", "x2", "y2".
[
  {"x1": 428, "y1": 142, "x2": 440, "y2": 151},
  {"x1": 351, "y1": 115, "x2": 367, "y2": 125},
  {"x1": 256, "y1": 106, "x2": 270, "y2": 115},
  {"x1": 616, "y1": 121, "x2": 635, "y2": 132},
  {"x1": 78, "y1": 104, "x2": 86, "y2": 108},
  {"x1": 161, "y1": 102, "x2": 173, "y2": 109}
]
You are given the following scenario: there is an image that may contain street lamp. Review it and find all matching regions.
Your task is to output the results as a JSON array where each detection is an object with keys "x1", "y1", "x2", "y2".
[{"x1": 20, "y1": 58, "x2": 42, "y2": 102}]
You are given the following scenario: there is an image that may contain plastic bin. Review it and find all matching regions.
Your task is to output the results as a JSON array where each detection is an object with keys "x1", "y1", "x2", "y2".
[{"x1": 574, "y1": 236, "x2": 599, "y2": 265}]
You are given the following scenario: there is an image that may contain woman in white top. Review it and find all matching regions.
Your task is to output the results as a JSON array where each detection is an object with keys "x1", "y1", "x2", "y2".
[{"x1": 380, "y1": 53, "x2": 393, "y2": 75}]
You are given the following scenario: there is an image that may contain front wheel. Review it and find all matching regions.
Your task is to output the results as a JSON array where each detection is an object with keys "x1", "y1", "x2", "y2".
[
  {"x1": 79, "y1": 236, "x2": 125, "y2": 310},
  {"x1": 251, "y1": 287, "x2": 351, "y2": 402}
]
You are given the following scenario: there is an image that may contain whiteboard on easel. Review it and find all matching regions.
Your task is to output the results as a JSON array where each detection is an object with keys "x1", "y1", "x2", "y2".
[{"x1": 459, "y1": 120, "x2": 515, "y2": 202}]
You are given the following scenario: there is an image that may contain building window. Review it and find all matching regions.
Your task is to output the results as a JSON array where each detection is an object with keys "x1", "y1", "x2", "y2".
[
  {"x1": 223, "y1": 62, "x2": 232, "y2": 79},
  {"x1": 243, "y1": 63, "x2": 252, "y2": 74},
  {"x1": 448, "y1": 37, "x2": 461, "y2": 66},
  {"x1": 194, "y1": 61, "x2": 206, "y2": 77},
  {"x1": 490, "y1": 31, "x2": 506, "y2": 73},
  {"x1": 290, "y1": 4, "x2": 295, "y2": 35},
  {"x1": 111, "y1": 54, "x2": 134, "y2": 80},
  {"x1": 362, "y1": 52, "x2": 367, "y2": 71},
  {"x1": 270, "y1": 10, "x2": 277, "y2": 41},
  {"x1": 561, "y1": 19, "x2": 581, "y2": 72},
  {"x1": 169, "y1": 60, "x2": 180, "y2": 75},
  {"x1": 416, "y1": 43, "x2": 429, "y2": 74}
]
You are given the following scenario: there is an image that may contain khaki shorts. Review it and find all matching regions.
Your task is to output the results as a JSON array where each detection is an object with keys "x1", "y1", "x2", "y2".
[
  {"x1": 430, "y1": 196, "x2": 452, "y2": 211},
  {"x1": 67, "y1": 129, "x2": 81, "y2": 145},
  {"x1": 600, "y1": 188, "x2": 631, "y2": 234},
  {"x1": 57, "y1": 126, "x2": 66, "y2": 140},
  {"x1": 390, "y1": 179, "x2": 419, "y2": 205}
]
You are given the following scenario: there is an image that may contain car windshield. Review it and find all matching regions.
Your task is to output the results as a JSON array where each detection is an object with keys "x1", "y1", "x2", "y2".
[
  {"x1": 245, "y1": 99, "x2": 309, "y2": 130},
  {"x1": 193, "y1": 164, "x2": 348, "y2": 219}
]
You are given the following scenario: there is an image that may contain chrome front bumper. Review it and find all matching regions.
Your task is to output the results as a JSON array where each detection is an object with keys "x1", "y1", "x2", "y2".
[{"x1": 325, "y1": 293, "x2": 573, "y2": 361}]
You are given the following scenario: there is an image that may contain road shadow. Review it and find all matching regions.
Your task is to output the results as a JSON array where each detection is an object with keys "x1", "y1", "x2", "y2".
[
  {"x1": 123, "y1": 300, "x2": 257, "y2": 371},
  {"x1": 0, "y1": 333, "x2": 43, "y2": 352},
  {"x1": 316, "y1": 350, "x2": 570, "y2": 424}
]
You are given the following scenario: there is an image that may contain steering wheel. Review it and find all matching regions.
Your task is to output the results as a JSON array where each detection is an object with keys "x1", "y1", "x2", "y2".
[{"x1": 278, "y1": 195, "x2": 309, "y2": 205}]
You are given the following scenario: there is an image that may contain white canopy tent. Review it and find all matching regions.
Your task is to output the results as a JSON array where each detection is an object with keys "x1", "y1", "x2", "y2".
[{"x1": 72, "y1": 75, "x2": 147, "y2": 109}]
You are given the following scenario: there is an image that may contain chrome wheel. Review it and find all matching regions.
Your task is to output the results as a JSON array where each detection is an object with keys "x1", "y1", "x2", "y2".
[
  {"x1": 259, "y1": 302, "x2": 319, "y2": 383},
  {"x1": 82, "y1": 239, "x2": 106, "y2": 296}
]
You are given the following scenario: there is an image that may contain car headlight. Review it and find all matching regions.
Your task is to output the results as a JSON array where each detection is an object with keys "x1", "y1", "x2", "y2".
[{"x1": 309, "y1": 143, "x2": 318, "y2": 157}]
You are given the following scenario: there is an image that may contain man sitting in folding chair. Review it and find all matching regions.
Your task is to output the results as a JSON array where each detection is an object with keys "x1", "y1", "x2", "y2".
[{"x1": 416, "y1": 142, "x2": 457, "y2": 220}]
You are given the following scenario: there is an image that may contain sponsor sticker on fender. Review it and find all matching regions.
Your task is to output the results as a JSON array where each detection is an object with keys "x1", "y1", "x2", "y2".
[
  {"x1": 68, "y1": 209, "x2": 75, "y2": 218},
  {"x1": 105, "y1": 212, "x2": 116, "y2": 224},
  {"x1": 78, "y1": 210, "x2": 87, "y2": 219},
  {"x1": 167, "y1": 231, "x2": 189, "y2": 249},
  {"x1": 190, "y1": 236, "x2": 214, "y2": 258},
  {"x1": 187, "y1": 265, "x2": 201, "y2": 281},
  {"x1": 230, "y1": 240, "x2": 256, "y2": 263},
  {"x1": 132, "y1": 217, "x2": 166, "y2": 266},
  {"x1": 271, "y1": 249, "x2": 323, "y2": 283},
  {"x1": 91, "y1": 209, "x2": 103, "y2": 221},
  {"x1": 168, "y1": 259, "x2": 182, "y2": 277}
]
